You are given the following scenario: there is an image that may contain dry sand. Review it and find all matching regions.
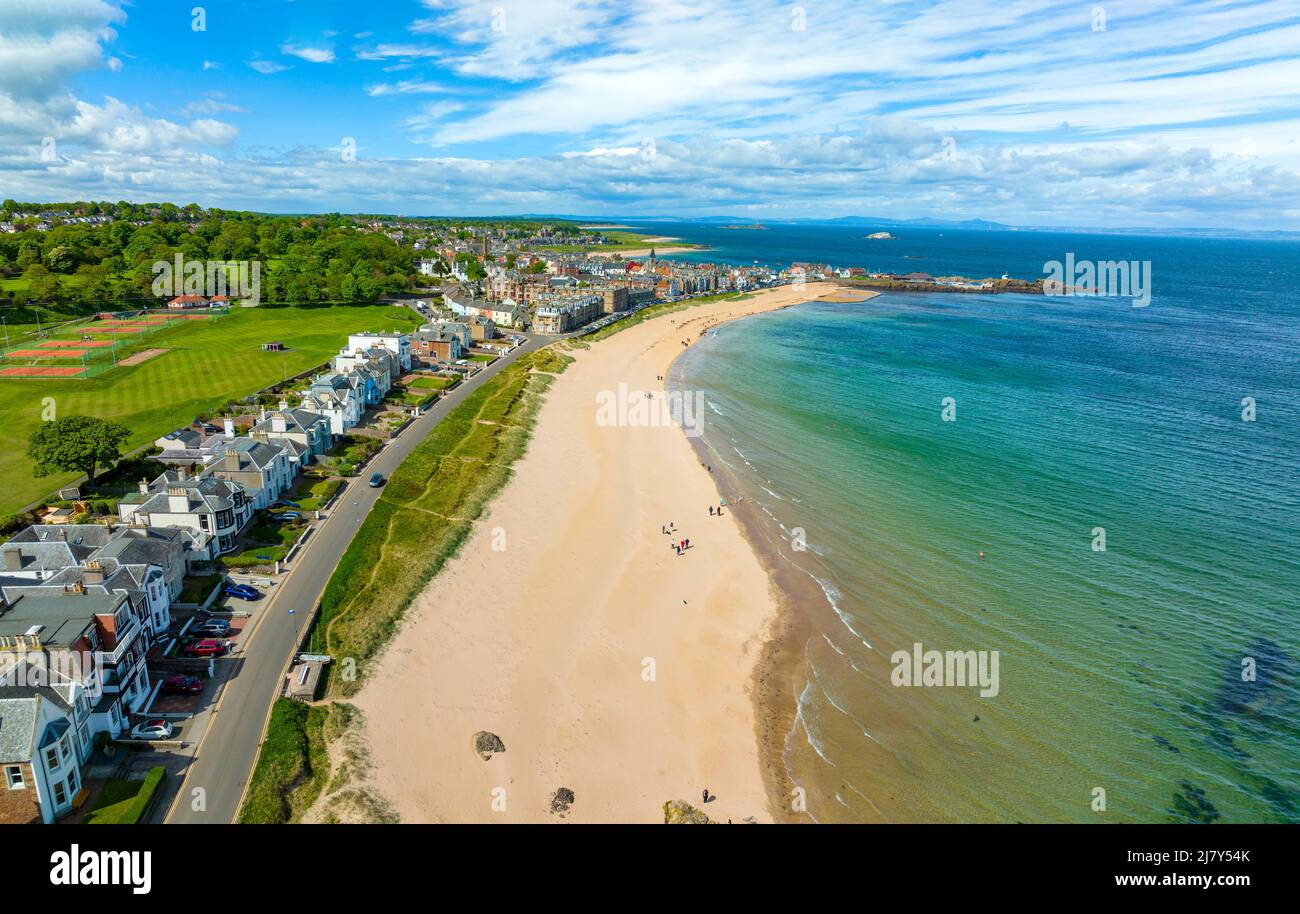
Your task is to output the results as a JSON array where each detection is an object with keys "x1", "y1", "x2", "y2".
[{"x1": 354, "y1": 282, "x2": 842, "y2": 823}]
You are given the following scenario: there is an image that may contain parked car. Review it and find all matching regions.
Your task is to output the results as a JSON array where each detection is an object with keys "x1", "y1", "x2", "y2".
[
  {"x1": 130, "y1": 720, "x2": 174, "y2": 740},
  {"x1": 160, "y1": 674, "x2": 203, "y2": 696},
  {"x1": 224, "y1": 583, "x2": 260, "y2": 601},
  {"x1": 274, "y1": 511, "x2": 301, "y2": 522},
  {"x1": 184, "y1": 639, "x2": 226, "y2": 658},
  {"x1": 369, "y1": 472, "x2": 385, "y2": 488},
  {"x1": 195, "y1": 618, "x2": 231, "y2": 637}
]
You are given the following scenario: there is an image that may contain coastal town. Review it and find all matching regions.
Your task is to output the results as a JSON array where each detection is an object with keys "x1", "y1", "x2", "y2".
[{"x1": 0, "y1": 201, "x2": 1044, "y2": 826}]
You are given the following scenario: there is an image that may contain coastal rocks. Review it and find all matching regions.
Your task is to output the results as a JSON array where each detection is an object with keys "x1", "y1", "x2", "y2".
[
  {"x1": 662, "y1": 800, "x2": 713, "y2": 825},
  {"x1": 473, "y1": 731, "x2": 506, "y2": 761},
  {"x1": 549, "y1": 787, "x2": 576, "y2": 817}
]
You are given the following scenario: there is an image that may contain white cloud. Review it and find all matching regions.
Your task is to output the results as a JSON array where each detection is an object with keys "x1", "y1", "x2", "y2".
[
  {"x1": 249, "y1": 60, "x2": 290, "y2": 75},
  {"x1": 0, "y1": 1, "x2": 239, "y2": 159},
  {"x1": 367, "y1": 80, "x2": 452, "y2": 97},
  {"x1": 280, "y1": 43, "x2": 335, "y2": 64}
]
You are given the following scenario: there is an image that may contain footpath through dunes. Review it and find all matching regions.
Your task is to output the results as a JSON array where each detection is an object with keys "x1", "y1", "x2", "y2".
[{"x1": 347, "y1": 282, "x2": 839, "y2": 824}]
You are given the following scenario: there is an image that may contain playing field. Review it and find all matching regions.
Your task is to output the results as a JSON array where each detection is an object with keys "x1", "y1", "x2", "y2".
[{"x1": 0, "y1": 304, "x2": 421, "y2": 514}]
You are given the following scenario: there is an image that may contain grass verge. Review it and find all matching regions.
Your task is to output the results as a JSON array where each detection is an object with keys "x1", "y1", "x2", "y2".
[{"x1": 304, "y1": 347, "x2": 571, "y2": 698}]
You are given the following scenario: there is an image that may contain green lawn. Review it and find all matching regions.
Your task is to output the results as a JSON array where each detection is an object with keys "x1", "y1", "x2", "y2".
[
  {"x1": 0, "y1": 304, "x2": 421, "y2": 514},
  {"x1": 84, "y1": 767, "x2": 166, "y2": 824},
  {"x1": 408, "y1": 375, "x2": 457, "y2": 390},
  {"x1": 179, "y1": 574, "x2": 221, "y2": 604}
]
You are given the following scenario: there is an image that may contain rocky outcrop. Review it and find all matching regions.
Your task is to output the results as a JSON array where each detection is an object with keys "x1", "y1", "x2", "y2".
[
  {"x1": 473, "y1": 731, "x2": 506, "y2": 761},
  {"x1": 662, "y1": 800, "x2": 713, "y2": 824},
  {"x1": 549, "y1": 787, "x2": 575, "y2": 817}
]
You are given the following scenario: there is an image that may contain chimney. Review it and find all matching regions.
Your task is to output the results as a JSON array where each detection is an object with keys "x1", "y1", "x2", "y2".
[
  {"x1": 83, "y1": 561, "x2": 104, "y2": 584},
  {"x1": 2, "y1": 549, "x2": 22, "y2": 572},
  {"x1": 139, "y1": 478, "x2": 149, "y2": 495},
  {"x1": 271, "y1": 415, "x2": 288, "y2": 434},
  {"x1": 178, "y1": 465, "x2": 188, "y2": 481},
  {"x1": 224, "y1": 452, "x2": 241, "y2": 471},
  {"x1": 278, "y1": 400, "x2": 289, "y2": 412},
  {"x1": 223, "y1": 417, "x2": 235, "y2": 438}
]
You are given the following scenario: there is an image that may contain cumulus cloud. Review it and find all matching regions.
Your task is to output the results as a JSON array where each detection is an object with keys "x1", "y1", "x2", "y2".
[{"x1": 0, "y1": 0, "x2": 238, "y2": 159}]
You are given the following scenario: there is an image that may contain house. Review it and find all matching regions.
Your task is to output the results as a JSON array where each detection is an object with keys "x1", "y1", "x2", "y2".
[
  {"x1": 412, "y1": 330, "x2": 462, "y2": 364},
  {"x1": 2, "y1": 589, "x2": 151, "y2": 741},
  {"x1": 345, "y1": 332, "x2": 410, "y2": 373},
  {"x1": 467, "y1": 315, "x2": 497, "y2": 341},
  {"x1": 0, "y1": 685, "x2": 87, "y2": 824},
  {"x1": 202, "y1": 439, "x2": 295, "y2": 509},
  {"x1": 532, "y1": 294, "x2": 602, "y2": 333},
  {"x1": 249, "y1": 405, "x2": 332, "y2": 464},
  {"x1": 2, "y1": 526, "x2": 186, "y2": 637},
  {"x1": 167, "y1": 295, "x2": 210, "y2": 309},
  {"x1": 420, "y1": 319, "x2": 472, "y2": 351},
  {"x1": 0, "y1": 587, "x2": 157, "y2": 822},
  {"x1": 488, "y1": 300, "x2": 527, "y2": 329},
  {"x1": 298, "y1": 372, "x2": 365, "y2": 434},
  {"x1": 117, "y1": 470, "x2": 252, "y2": 557}
]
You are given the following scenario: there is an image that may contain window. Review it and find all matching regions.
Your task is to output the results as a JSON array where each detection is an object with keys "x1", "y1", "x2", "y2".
[
  {"x1": 45, "y1": 745, "x2": 60, "y2": 771},
  {"x1": 53, "y1": 779, "x2": 67, "y2": 806},
  {"x1": 59, "y1": 733, "x2": 71, "y2": 760},
  {"x1": 4, "y1": 765, "x2": 24, "y2": 789}
]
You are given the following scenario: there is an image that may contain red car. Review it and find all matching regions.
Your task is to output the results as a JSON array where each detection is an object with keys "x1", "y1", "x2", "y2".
[
  {"x1": 183, "y1": 639, "x2": 225, "y2": 658},
  {"x1": 160, "y1": 674, "x2": 203, "y2": 695}
]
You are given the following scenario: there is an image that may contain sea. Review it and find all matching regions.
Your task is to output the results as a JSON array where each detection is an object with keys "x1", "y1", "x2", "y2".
[{"x1": 650, "y1": 220, "x2": 1300, "y2": 823}]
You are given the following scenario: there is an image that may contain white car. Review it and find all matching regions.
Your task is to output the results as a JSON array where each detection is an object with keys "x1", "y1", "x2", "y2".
[{"x1": 130, "y1": 720, "x2": 174, "y2": 741}]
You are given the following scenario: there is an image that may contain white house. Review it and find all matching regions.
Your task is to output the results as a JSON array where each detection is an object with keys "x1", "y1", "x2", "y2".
[{"x1": 346, "y1": 331, "x2": 410, "y2": 373}]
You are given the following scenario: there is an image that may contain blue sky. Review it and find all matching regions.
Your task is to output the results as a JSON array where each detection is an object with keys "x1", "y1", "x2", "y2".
[{"x1": 2, "y1": 0, "x2": 1299, "y2": 228}]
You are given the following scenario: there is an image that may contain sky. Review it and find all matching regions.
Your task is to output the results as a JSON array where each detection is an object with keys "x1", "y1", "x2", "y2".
[{"x1": 1, "y1": 0, "x2": 1298, "y2": 229}]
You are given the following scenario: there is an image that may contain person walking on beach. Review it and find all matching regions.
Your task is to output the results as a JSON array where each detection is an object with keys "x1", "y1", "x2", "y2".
[{"x1": 709, "y1": 505, "x2": 714, "y2": 516}]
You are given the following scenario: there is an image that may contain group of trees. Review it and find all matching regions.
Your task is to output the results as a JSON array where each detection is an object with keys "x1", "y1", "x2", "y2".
[{"x1": 0, "y1": 202, "x2": 418, "y2": 309}]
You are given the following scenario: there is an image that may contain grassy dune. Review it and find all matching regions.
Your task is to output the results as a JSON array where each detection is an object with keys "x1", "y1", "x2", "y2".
[{"x1": 306, "y1": 347, "x2": 572, "y2": 697}]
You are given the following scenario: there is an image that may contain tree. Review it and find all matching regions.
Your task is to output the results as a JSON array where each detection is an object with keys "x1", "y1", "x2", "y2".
[
  {"x1": 28, "y1": 416, "x2": 131, "y2": 484},
  {"x1": 25, "y1": 263, "x2": 60, "y2": 301}
]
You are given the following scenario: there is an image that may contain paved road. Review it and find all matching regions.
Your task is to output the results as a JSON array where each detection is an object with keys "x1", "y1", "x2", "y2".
[{"x1": 165, "y1": 333, "x2": 551, "y2": 823}]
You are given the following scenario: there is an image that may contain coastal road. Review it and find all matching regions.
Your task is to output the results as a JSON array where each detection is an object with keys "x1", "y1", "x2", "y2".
[{"x1": 164, "y1": 333, "x2": 551, "y2": 824}]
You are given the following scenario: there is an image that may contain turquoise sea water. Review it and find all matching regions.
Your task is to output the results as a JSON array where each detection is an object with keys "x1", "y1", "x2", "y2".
[{"x1": 669, "y1": 225, "x2": 1300, "y2": 822}]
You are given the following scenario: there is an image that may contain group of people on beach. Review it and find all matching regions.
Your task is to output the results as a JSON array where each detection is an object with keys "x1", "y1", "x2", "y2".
[{"x1": 662, "y1": 522, "x2": 692, "y2": 555}]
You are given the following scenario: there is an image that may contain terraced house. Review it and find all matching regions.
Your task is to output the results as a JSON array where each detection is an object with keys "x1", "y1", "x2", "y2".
[
  {"x1": 118, "y1": 470, "x2": 252, "y2": 558},
  {"x1": 298, "y1": 371, "x2": 365, "y2": 434},
  {"x1": 0, "y1": 587, "x2": 156, "y2": 823}
]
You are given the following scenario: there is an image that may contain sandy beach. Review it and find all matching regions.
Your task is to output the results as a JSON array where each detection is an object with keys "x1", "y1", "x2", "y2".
[
  {"x1": 609, "y1": 244, "x2": 700, "y2": 258},
  {"x1": 352, "y1": 281, "x2": 842, "y2": 823}
]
